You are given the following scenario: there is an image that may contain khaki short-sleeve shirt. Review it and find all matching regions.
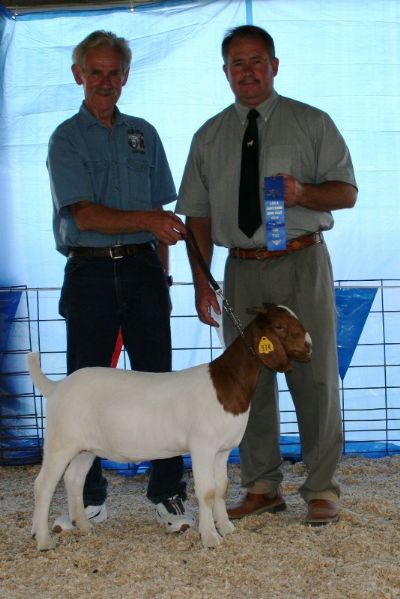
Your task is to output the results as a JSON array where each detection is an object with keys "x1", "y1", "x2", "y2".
[{"x1": 176, "y1": 91, "x2": 357, "y2": 248}]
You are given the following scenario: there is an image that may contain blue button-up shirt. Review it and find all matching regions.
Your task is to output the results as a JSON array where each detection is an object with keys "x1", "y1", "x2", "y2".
[{"x1": 48, "y1": 103, "x2": 177, "y2": 255}]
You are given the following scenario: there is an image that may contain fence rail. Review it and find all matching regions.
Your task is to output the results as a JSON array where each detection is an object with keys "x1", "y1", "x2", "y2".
[{"x1": 1, "y1": 280, "x2": 399, "y2": 466}]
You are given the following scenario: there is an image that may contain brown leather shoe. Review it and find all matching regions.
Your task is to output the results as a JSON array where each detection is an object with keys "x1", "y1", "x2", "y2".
[
  {"x1": 227, "y1": 491, "x2": 286, "y2": 520},
  {"x1": 305, "y1": 499, "x2": 339, "y2": 526}
]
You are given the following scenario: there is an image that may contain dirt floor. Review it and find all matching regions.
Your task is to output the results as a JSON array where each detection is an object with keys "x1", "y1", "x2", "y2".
[{"x1": 1, "y1": 456, "x2": 400, "y2": 599}]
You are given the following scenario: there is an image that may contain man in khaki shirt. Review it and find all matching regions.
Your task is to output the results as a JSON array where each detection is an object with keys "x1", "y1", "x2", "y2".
[{"x1": 176, "y1": 25, "x2": 357, "y2": 525}]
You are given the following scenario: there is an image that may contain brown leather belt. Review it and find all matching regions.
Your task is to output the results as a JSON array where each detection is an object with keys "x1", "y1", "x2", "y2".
[
  {"x1": 230, "y1": 232, "x2": 324, "y2": 260},
  {"x1": 68, "y1": 242, "x2": 156, "y2": 259}
]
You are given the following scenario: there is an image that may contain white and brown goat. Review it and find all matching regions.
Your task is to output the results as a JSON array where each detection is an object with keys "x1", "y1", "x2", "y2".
[{"x1": 28, "y1": 304, "x2": 311, "y2": 551}]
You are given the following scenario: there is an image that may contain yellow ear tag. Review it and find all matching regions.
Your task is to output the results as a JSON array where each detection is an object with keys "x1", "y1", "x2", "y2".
[{"x1": 258, "y1": 336, "x2": 274, "y2": 354}]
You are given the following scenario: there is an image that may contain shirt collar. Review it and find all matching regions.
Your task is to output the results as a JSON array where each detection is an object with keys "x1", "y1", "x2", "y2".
[
  {"x1": 78, "y1": 102, "x2": 126, "y2": 128},
  {"x1": 235, "y1": 90, "x2": 279, "y2": 125}
]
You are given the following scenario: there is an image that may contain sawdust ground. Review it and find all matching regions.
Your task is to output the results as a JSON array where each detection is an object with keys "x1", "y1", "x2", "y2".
[{"x1": 1, "y1": 456, "x2": 400, "y2": 599}]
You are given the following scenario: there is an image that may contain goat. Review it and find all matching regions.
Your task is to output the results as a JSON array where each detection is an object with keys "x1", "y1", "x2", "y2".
[{"x1": 28, "y1": 304, "x2": 312, "y2": 551}]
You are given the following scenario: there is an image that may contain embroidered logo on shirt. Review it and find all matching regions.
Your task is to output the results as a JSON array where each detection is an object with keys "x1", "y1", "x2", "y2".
[{"x1": 127, "y1": 129, "x2": 145, "y2": 153}]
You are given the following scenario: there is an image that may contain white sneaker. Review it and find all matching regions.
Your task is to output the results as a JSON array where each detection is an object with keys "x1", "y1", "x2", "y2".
[
  {"x1": 52, "y1": 503, "x2": 107, "y2": 533},
  {"x1": 155, "y1": 495, "x2": 195, "y2": 533}
]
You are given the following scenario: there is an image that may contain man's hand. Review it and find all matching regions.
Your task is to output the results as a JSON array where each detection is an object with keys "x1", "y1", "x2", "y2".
[
  {"x1": 183, "y1": 216, "x2": 221, "y2": 326},
  {"x1": 195, "y1": 283, "x2": 221, "y2": 327},
  {"x1": 276, "y1": 173, "x2": 357, "y2": 211},
  {"x1": 146, "y1": 209, "x2": 187, "y2": 245},
  {"x1": 278, "y1": 173, "x2": 304, "y2": 208}
]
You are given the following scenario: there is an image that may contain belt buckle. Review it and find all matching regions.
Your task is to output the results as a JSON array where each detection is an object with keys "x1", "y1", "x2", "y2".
[
  {"x1": 255, "y1": 248, "x2": 266, "y2": 260},
  {"x1": 109, "y1": 245, "x2": 124, "y2": 259}
]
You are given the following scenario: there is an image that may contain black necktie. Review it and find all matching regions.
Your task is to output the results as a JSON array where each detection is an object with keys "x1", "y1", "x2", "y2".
[{"x1": 238, "y1": 109, "x2": 261, "y2": 237}]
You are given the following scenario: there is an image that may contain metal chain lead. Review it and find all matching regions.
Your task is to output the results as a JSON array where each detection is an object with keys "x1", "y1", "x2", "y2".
[{"x1": 184, "y1": 229, "x2": 258, "y2": 359}]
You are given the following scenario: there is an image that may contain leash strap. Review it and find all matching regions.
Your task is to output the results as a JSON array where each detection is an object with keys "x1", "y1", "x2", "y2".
[{"x1": 184, "y1": 228, "x2": 258, "y2": 358}]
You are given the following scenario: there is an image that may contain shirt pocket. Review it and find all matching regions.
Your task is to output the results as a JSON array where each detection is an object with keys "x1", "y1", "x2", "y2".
[
  {"x1": 125, "y1": 157, "x2": 152, "y2": 207},
  {"x1": 263, "y1": 144, "x2": 301, "y2": 177},
  {"x1": 84, "y1": 159, "x2": 110, "y2": 198}
]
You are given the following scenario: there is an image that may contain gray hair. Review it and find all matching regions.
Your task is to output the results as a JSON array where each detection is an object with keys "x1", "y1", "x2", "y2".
[{"x1": 72, "y1": 30, "x2": 132, "y2": 73}]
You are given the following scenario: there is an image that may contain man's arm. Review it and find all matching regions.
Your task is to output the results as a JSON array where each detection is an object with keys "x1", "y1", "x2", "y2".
[
  {"x1": 71, "y1": 202, "x2": 186, "y2": 246},
  {"x1": 186, "y1": 216, "x2": 220, "y2": 326},
  {"x1": 279, "y1": 177, "x2": 358, "y2": 211}
]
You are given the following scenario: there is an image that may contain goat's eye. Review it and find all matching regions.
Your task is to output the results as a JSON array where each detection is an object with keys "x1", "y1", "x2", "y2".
[{"x1": 273, "y1": 324, "x2": 286, "y2": 334}]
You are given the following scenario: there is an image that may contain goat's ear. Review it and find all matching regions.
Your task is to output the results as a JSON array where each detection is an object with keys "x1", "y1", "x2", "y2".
[
  {"x1": 247, "y1": 305, "x2": 261, "y2": 316},
  {"x1": 255, "y1": 329, "x2": 292, "y2": 372},
  {"x1": 262, "y1": 302, "x2": 276, "y2": 311}
]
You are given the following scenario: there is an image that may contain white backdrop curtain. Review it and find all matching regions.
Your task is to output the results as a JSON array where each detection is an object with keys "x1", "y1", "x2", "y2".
[{"x1": 1, "y1": 0, "x2": 399, "y2": 290}]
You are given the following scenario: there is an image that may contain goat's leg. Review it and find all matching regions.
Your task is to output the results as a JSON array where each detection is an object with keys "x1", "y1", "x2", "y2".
[
  {"x1": 32, "y1": 451, "x2": 74, "y2": 551},
  {"x1": 213, "y1": 450, "x2": 235, "y2": 537},
  {"x1": 191, "y1": 450, "x2": 222, "y2": 548},
  {"x1": 64, "y1": 452, "x2": 96, "y2": 533}
]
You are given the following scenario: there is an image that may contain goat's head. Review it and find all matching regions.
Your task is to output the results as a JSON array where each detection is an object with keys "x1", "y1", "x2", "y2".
[{"x1": 246, "y1": 304, "x2": 312, "y2": 372}]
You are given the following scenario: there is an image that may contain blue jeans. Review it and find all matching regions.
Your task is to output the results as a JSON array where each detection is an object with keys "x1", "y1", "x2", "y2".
[{"x1": 59, "y1": 248, "x2": 186, "y2": 505}]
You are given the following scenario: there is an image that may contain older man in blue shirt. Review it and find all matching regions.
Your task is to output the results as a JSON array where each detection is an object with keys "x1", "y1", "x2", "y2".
[{"x1": 48, "y1": 30, "x2": 193, "y2": 535}]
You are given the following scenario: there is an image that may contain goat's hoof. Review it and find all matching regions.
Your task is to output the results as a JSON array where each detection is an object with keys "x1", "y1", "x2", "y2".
[
  {"x1": 217, "y1": 520, "x2": 235, "y2": 536},
  {"x1": 74, "y1": 519, "x2": 91, "y2": 534},
  {"x1": 201, "y1": 530, "x2": 223, "y2": 548},
  {"x1": 79, "y1": 525, "x2": 91, "y2": 535},
  {"x1": 37, "y1": 536, "x2": 56, "y2": 551}
]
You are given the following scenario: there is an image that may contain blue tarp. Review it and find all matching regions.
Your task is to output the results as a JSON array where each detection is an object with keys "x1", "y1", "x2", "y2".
[
  {"x1": 0, "y1": 287, "x2": 24, "y2": 370},
  {"x1": 335, "y1": 287, "x2": 378, "y2": 380}
]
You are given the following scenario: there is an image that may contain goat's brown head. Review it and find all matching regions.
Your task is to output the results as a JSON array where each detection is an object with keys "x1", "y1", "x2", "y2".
[{"x1": 247, "y1": 304, "x2": 312, "y2": 372}]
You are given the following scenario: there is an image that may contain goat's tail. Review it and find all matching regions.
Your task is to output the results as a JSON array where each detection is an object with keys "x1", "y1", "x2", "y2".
[{"x1": 27, "y1": 352, "x2": 57, "y2": 398}]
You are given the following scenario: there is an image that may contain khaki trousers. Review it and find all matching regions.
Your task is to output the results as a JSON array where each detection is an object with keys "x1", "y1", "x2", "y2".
[{"x1": 223, "y1": 242, "x2": 342, "y2": 503}]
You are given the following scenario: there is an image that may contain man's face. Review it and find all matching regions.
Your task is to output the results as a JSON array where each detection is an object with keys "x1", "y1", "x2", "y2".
[
  {"x1": 72, "y1": 45, "x2": 129, "y2": 119},
  {"x1": 223, "y1": 37, "x2": 279, "y2": 107}
]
